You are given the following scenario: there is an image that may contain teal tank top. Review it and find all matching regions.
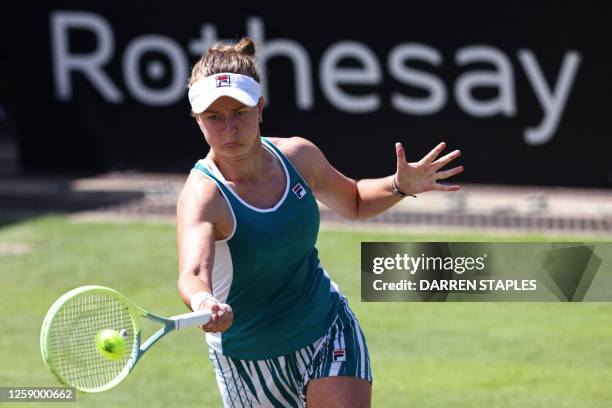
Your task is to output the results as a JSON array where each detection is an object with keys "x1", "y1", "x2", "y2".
[{"x1": 191, "y1": 137, "x2": 341, "y2": 360}]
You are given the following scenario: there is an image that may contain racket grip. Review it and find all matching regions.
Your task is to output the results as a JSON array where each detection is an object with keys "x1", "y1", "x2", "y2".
[{"x1": 171, "y1": 309, "x2": 212, "y2": 330}]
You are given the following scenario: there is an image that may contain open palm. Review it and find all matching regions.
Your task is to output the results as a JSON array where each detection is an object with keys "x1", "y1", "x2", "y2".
[{"x1": 395, "y1": 142, "x2": 463, "y2": 195}]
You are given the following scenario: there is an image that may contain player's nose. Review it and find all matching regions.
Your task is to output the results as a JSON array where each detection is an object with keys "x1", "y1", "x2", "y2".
[{"x1": 221, "y1": 115, "x2": 238, "y2": 133}]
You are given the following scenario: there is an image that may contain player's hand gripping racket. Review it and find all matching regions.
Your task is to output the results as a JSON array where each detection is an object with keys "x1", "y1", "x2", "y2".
[{"x1": 40, "y1": 285, "x2": 211, "y2": 393}]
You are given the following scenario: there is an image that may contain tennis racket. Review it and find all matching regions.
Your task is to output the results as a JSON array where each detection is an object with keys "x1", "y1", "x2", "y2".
[{"x1": 40, "y1": 285, "x2": 211, "y2": 393}]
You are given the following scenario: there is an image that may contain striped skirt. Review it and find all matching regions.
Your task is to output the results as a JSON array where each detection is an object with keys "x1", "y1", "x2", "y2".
[{"x1": 209, "y1": 298, "x2": 372, "y2": 407}]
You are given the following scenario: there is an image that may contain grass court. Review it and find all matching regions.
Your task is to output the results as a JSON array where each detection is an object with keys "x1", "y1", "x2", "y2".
[{"x1": 1, "y1": 216, "x2": 611, "y2": 407}]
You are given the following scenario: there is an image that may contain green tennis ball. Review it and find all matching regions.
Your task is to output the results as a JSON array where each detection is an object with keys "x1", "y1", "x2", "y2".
[{"x1": 95, "y1": 329, "x2": 126, "y2": 361}]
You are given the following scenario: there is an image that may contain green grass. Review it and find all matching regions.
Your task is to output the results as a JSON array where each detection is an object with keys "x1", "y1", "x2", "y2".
[{"x1": 1, "y1": 216, "x2": 611, "y2": 407}]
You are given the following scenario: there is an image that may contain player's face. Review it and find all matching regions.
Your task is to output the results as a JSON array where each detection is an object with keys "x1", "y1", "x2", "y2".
[{"x1": 195, "y1": 96, "x2": 263, "y2": 158}]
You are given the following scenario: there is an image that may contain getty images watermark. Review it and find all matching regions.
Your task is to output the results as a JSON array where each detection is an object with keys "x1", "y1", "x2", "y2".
[{"x1": 361, "y1": 243, "x2": 610, "y2": 301}]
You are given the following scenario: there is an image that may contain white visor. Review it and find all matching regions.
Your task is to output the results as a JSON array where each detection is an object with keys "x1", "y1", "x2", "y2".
[{"x1": 188, "y1": 73, "x2": 262, "y2": 113}]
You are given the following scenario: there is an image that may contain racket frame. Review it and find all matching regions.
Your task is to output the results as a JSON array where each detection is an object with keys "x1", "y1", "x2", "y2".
[{"x1": 40, "y1": 285, "x2": 211, "y2": 393}]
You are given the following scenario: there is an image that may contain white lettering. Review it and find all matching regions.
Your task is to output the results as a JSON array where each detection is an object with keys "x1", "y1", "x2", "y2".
[
  {"x1": 518, "y1": 50, "x2": 582, "y2": 145},
  {"x1": 48, "y1": 12, "x2": 581, "y2": 147},
  {"x1": 372, "y1": 257, "x2": 384, "y2": 274},
  {"x1": 409, "y1": 255, "x2": 421, "y2": 274},
  {"x1": 455, "y1": 45, "x2": 516, "y2": 117},
  {"x1": 50, "y1": 10, "x2": 123, "y2": 102},
  {"x1": 123, "y1": 35, "x2": 188, "y2": 105},
  {"x1": 388, "y1": 43, "x2": 446, "y2": 114},
  {"x1": 320, "y1": 41, "x2": 382, "y2": 113}
]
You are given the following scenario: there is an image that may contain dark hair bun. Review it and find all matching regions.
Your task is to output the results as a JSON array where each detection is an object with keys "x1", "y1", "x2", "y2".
[
  {"x1": 234, "y1": 37, "x2": 256, "y2": 57},
  {"x1": 208, "y1": 37, "x2": 256, "y2": 58}
]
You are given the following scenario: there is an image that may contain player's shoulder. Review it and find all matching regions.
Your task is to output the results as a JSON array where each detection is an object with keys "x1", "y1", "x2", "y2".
[
  {"x1": 177, "y1": 165, "x2": 223, "y2": 215},
  {"x1": 266, "y1": 136, "x2": 323, "y2": 161},
  {"x1": 266, "y1": 137, "x2": 326, "y2": 188}
]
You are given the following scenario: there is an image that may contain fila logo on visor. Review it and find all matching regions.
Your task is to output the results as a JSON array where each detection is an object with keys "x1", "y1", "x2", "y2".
[
  {"x1": 216, "y1": 75, "x2": 231, "y2": 87},
  {"x1": 292, "y1": 183, "x2": 306, "y2": 199}
]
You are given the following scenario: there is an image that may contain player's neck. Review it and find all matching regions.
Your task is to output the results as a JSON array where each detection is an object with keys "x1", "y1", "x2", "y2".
[{"x1": 210, "y1": 138, "x2": 276, "y2": 184}]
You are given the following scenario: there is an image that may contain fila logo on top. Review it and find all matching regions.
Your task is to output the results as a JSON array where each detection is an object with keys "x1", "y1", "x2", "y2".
[
  {"x1": 292, "y1": 183, "x2": 306, "y2": 199},
  {"x1": 216, "y1": 74, "x2": 231, "y2": 87}
]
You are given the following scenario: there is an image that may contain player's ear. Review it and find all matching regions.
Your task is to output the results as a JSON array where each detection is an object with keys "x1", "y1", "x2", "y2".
[{"x1": 257, "y1": 97, "x2": 265, "y2": 120}]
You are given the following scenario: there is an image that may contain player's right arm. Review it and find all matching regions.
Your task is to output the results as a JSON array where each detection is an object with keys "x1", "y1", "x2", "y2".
[{"x1": 176, "y1": 172, "x2": 233, "y2": 333}]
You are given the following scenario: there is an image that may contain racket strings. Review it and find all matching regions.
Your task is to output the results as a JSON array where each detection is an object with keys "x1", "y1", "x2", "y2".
[{"x1": 46, "y1": 293, "x2": 136, "y2": 391}]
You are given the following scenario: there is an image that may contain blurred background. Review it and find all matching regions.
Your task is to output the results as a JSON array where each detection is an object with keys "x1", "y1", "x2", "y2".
[
  {"x1": 1, "y1": 1, "x2": 611, "y2": 234},
  {"x1": 1, "y1": 2, "x2": 612, "y2": 407}
]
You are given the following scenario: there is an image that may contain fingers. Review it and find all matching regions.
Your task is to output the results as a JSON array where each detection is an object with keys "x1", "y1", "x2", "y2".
[
  {"x1": 395, "y1": 142, "x2": 406, "y2": 170},
  {"x1": 201, "y1": 303, "x2": 233, "y2": 333},
  {"x1": 433, "y1": 182, "x2": 461, "y2": 192},
  {"x1": 434, "y1": 165, "x2": 464, "y2": 181},
  {"x1": 204, "y1": 304, "x2": 222, "y2": 326},
  {"x1": 433, "y1": 149, "x2": 461, "y2": 170},
  {"x1": 200, "y1": 303, "x2": 218, "y2": 331},
  {"x1": 421, "y1": 142, "x2": 447, "y2": 164}
]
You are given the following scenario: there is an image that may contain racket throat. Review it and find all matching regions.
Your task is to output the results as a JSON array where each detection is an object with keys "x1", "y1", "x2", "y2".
[{"x1": 138, "y1": 324, "x2": 176, "y2": 358}]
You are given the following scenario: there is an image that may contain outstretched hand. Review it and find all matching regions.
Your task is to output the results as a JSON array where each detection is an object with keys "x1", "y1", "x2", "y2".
[{"x1": 395, "y1": 142, "x2": 463, "y2": 195}]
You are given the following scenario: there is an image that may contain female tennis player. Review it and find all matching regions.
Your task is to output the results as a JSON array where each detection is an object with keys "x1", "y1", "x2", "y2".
[{"x1": 177, "y1": 38, "x2": 463, "y2": 408}]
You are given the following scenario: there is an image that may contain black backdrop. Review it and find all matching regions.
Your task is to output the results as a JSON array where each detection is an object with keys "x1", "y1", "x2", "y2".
[{"x1": 3, "y1": 1, "x2": 611, "y2": 187}]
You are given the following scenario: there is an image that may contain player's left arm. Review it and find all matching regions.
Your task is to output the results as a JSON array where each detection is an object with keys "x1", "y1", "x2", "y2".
[{"x1": 276, "y1": 137, "x2": 463, "y2": 220}]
